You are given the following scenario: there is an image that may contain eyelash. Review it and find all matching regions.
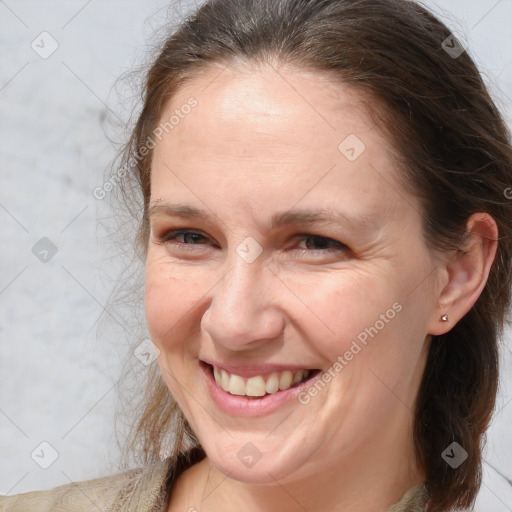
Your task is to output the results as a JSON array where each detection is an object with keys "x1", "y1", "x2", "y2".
[{"x1": 157, "y1": 229, "x2": 349, "y2": 255}]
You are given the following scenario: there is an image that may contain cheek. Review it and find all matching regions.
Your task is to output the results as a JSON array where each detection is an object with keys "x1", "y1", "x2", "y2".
[
  {"x1": 144, "y1": 259, "x2": 206, "y2": 406},
  {"x1": 144, "y1": 278, "x2": 172, "y2": 344},
  {"x1": 283, "y1": 268, "x2": 402, "y2": 357},
  {"x1": 144, "y1": 257, "x2": 205, "y2": 346},
  {"x1": 291, "y1": 263, "x2": 430, "y2": 390}
]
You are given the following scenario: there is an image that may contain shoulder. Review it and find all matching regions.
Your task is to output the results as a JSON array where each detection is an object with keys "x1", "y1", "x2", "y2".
[
  {"x1": 0, "y1": 458, "x2": 171, "y2": 512},
  {"x1": 386, "y1": 482, "x2": 428, "y2": 512}
]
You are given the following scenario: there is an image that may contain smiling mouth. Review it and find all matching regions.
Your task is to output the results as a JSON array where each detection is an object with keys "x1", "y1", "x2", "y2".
[{"x1": 204, "y1": 363, "x2": 321, "y2": 398}]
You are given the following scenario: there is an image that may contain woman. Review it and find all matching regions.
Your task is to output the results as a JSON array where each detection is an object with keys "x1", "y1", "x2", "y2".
[{"x1": 2, "y1": 0, "x2": 511, "y2": 511}]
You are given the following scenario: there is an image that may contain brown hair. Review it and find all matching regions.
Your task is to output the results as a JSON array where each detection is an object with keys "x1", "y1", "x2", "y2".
[{"x1": 115, "y1": 1, "x2": 512, "y2": 510}]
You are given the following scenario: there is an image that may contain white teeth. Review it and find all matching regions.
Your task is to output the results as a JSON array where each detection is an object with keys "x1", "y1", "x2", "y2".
[
  {"x1": 246, "y1": 376, "x2": 266, "y2": 397},
  {"x1": 279, "y1": 371, "x2": 293, "y2": 390},
  {"x1": 212, "y1": 365, "x2": 310, "y2": 397},
  {"x1": 221, "y1": 369, "x2": 230, "y2": 391},
  {"x1": 229, "y1": 374, "x2": 246, "y2": 395},
  {"x1": 265, "y1": 372, "x2": 279, "y2": 394},
  {"x1": 292, "y1": 370, "x2": 304, "y2": 385}
]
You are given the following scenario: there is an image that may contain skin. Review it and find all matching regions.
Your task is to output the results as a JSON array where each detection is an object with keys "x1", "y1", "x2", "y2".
[{"x1": 144, "y1": 63, "x2": 498, "y2": 512}]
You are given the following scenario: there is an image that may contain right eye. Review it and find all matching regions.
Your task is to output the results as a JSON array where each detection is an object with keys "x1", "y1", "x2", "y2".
[{"x1": 158, "y1": 229, "x2": 211, "y2": 248}]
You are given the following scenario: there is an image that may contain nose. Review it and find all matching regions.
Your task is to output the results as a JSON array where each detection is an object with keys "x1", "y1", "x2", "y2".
[{"x1": 201, "y1": 253, "x2": 285, "y2": 352}]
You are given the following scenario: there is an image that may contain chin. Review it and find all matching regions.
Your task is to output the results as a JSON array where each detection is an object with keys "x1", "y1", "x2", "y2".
[
  {"x1": 212, "y1": 458, "x2": 279, "y2": 484},
  {"x1": 204, "y1": 440, "x2": 302, "y2": 484}
]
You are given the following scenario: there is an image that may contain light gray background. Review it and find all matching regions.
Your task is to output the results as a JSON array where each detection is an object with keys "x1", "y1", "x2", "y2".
[{"x1": 1, "y1": 1, "x2": 511, "y2": 510}]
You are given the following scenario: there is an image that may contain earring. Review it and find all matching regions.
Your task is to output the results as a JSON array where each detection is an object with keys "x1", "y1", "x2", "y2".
[{"x1": 440, "y1": 314, "x2": 449, "y2": 322}]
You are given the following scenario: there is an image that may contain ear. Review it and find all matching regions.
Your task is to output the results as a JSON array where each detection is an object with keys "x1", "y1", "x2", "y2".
[{"x1": 428, "y1": 213, "x2": 498, "y2": 335}]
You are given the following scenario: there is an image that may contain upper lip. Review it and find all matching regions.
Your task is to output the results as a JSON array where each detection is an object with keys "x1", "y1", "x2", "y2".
[{"x1": 201, "y1": 358, "x2": 316, "y2": 378}]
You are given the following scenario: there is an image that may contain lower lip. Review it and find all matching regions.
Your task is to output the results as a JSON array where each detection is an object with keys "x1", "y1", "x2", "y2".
[{"x1": 200, "y1": 362, "x2": 320, "y2": 417}]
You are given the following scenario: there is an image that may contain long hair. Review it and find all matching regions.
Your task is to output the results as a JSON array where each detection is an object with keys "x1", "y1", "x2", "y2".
[{"x1": 114, "y1": 1, "x2": 512, "y2": 510}]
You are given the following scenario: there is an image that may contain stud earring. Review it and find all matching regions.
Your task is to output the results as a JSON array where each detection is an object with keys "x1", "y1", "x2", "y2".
[{"x1": 440, "y1": 314, "x2": 449, "y2": 322}]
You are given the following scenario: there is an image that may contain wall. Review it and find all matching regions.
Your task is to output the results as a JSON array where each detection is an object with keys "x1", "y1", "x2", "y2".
[{"x1": 1, "y1": 1, "x2": 510, "y2": 509}]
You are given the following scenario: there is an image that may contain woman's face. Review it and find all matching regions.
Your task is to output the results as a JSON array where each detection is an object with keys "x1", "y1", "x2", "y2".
[{"x1": 145, "y1": 64, "x2": 440, "y2": 484}]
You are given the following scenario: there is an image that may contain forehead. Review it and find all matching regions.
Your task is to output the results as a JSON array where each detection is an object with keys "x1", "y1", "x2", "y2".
[
  {"x1": 158, "y1": 64, "x2": 385, "y2": 159},
  {"x1": 150, "y1": 63, "x2": 415, "y2": 225}
]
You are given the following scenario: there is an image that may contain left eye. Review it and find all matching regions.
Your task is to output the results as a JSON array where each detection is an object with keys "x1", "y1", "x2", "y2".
[{"x1": 295, "y1": 235, "x2": 348, "y2": 252}]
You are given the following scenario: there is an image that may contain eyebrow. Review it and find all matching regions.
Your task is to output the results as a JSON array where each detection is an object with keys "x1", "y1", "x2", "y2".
[{"x1": 148, "y1": 203, "x2": 380, "y2": 231}]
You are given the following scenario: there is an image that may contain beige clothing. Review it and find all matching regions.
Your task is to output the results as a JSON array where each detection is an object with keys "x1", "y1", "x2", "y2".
[{"x1": 1, "y1": 449, "x2": 427, "y2": 511}]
